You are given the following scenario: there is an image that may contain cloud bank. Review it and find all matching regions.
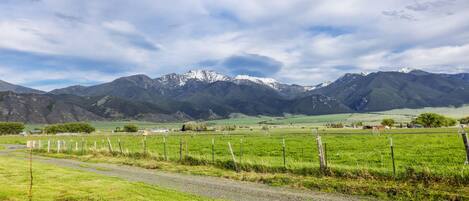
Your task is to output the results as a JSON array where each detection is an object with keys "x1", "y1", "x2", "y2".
[{"x1": 0, "y1": 0, "x2": 468, "y2": 90}]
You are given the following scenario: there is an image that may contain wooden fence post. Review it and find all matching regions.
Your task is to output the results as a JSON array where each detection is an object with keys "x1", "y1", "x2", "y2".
[
  {"x1": 47, "y1": 140, "x2": 50, "y2": 153},
  {"x1": 81, "y1": 138, "x2": 85, "y2": 155},
  {"x1": 185, "y1": 138, "x2": 188, "y2": 158},
  {"x1": 118, "y1": 138, "x2": 123, "y2": 154},
  {"x1": 390, "y1": 137, "x2": 396, "y2": 177},
  {"x1": 107, "y1": 137, "x2": 113, "y2": 153},
  {"x1": 75, "y1": 141, "x2": 78, "y2": 151},
  {"x1": 316, "y1": 135, "x2": 326, "y2": 172},
  {"x1": 179, "y1": 138, "x2": 183, "y2": 161},
  {"x1": 163, "y1": 136, "x2": 167, "y2": 161},
  {"x1": 211, "y1": 138, "x2": 215, "y2": 163},
  {"x1": 228, "y1": 142, "x2": 239, "y2": 172},
  {"x1": 57, "y1": 140, "x2": 61, "y2": 153},
  {"x1": 324, "y1": 143, "x2": 328, "y2": 168},
  {"x1": 94, "y1": 141, "x2": 97, "y2": 150},
  {"x1": 240, "y1": 138, "x2": 243, "y2": 163},
  {"x1": 143, "y1": 136, "x2": 147, "y2": 156},
  {"x1": 458, "y1": 125, "x2": 469, "y2": 165},
  {"x1": 282, "y1": 138, "x2": 286, "y2": 169}
]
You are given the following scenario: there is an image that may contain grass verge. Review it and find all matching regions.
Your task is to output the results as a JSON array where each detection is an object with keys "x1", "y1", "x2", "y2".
[{"x1": 0, "y1": 155, "x2": 216, "y2": 201}]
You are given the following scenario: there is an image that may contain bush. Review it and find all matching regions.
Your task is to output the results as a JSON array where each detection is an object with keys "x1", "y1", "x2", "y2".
[
  {"x1": 123, "y1": 124, "x2": 138, "y2": 132},
  {"x1": 0, "y1": 122, "x2": 25, "y2": 135},
  {"x1": 221, "y1": 125, "x2": 236, "y2": 131},
  {"x1": 381, "y1": 119, "x2": 395, "y2": 127},
  {"x1": 325, "y1": 123, "x2": 344, "y2": 128},
  {"x1": 412, "y1": 113, "x2": 457, "y2": 128},
  {"x1": 44, "y1": 122, "x2": 95, "y2": 134},
  {"x1": 181, "y1": 122, "x2": 207, "y2": 131}
]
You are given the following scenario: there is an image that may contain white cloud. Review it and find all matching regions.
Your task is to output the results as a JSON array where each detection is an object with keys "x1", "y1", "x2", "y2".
[{"x1": 0, "y1": 0, "x2": 468, "y2": 90}]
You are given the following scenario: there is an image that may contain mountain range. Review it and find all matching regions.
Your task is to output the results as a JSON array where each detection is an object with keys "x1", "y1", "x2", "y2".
[{"x1": 0, "y1": 69, "x2": 468, "y2": 123}]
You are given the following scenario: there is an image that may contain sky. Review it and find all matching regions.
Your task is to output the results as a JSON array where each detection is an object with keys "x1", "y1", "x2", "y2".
[{"x1": 0, "y1": 0, "x2": 469, "y2": 91}]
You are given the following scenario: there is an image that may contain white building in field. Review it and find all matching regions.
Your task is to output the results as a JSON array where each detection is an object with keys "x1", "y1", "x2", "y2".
[{"x1": 151, "y1": 128, "x2": 170, "y2": 133}]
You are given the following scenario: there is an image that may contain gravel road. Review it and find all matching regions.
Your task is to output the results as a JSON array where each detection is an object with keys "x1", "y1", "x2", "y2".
[{"x1": 1, "y1": 144, "x2": 370, "y2": 201}]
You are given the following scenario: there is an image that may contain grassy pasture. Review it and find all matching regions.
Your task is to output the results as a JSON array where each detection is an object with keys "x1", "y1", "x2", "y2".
[
  {"x1": 0, "y1": 155, "x2": 213, "y2": 201},
  {"x1": 2, "y1": 127, "x2": 468, "y2": 181},
  {"x1": 2, "y1": 127, "x2": 469, "y2": 200}
]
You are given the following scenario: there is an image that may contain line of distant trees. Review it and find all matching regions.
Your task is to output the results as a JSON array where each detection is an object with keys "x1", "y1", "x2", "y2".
[
  {"x1": 0, "y1": 122, "x2": 25, "y2": 135},
  {"x1": 43, "y1": 122, "x2": 95, "y2": 134}
]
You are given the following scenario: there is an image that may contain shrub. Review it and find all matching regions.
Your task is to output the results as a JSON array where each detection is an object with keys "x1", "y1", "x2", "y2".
[
  {"x1": 123, "y1": 124, "x2": 138, "y2": 132},
  {"x1": 221, "y1": 125, "x2": 236, "y2": 131},
  {"x1": 381, "y1": 119, "x2": 395, "y2": 127},
  {"x1": 412, "y1": 113, "x2": 456, "y2": 128},
  {"x1": 0, "y1": 122, "x2": 25, "y2": 135},
  {"x1": 44, "y1": 122, "x2": 95, "y2": 134},
  {"x1": 181, "y1": 122, "x2": 207, "y2": 131},
  {"x1": 325, "y1": 123, "x2": 344, "y2": 128}
]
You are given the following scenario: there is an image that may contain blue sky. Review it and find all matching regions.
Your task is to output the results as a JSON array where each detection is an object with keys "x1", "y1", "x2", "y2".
[{"x1": 0, "y1": 0, "x2": 468, "y2": 91}]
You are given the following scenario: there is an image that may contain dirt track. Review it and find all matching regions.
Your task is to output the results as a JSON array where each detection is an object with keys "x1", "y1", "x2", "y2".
[{"x1": 0, "y1": 144, "x2": 369, "y2": 201}]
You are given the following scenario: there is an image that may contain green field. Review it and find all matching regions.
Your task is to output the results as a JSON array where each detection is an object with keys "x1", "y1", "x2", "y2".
[
  {"x1": 3, "y1": 106, "x2": 469, "y2": 200},
  {"x1": 206, "y1": 105, "x2": 469, "y2": 126},
  {"x1": 21, "y1": 105, "x2": 469, "y2": 132},
  {"x1": 2, "y1": 126, "x2": 468, "y2": 200},
  {"x1": 0, "y1": 155, "x2": 212, "y2": 201}
]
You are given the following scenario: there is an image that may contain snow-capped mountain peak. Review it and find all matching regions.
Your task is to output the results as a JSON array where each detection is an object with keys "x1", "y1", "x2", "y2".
[
  {"x1": 183, "y1": 70, "x2": 230, "y2": 83},
  {"x1": 399, "y1": 67, "x2": 414, "y2": 73},
  {"x1": 234, "y1": 75, "x2": 279, "y2": 89},
  {"x1": 158, "y1": 70, "x2": 231, "y2": 86}
]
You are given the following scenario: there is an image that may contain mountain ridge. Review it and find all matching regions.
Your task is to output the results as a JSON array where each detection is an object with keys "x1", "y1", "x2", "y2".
[{"x1": 1, "y1": 69, "x2": 468, "y2": 123}]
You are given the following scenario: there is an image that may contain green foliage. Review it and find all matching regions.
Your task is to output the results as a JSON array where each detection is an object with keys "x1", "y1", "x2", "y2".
[
  {"x1": 181, "y1": 122, "x2": 207, "y2": 131},
  {"x1": 381, "y1": 118, "x2": 395, "y2": 127},
  {"x1": 325, "y1": 123, "x2": 343, "y2": 128},
  {"x1": 123, "y1": 124, "x2": 138, "y2": 132},
  {"x1": 44, "y1": 122, "x2": 95, "y2": 134},
  {"x1": 412, "y1": 113, "x2": 456, "y2": 128},
  {"x1": 0, "y1": 122, "x2": 25, "y2": 135},
  {"x1": 459, "y1": 116, "x2": 469, "y2": 125},
  {"x1": 220, "y1": 125, "x2": 236, "y2": 131}
]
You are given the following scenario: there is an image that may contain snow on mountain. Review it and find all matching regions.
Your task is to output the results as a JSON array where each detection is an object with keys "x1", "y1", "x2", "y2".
[
  {"x1": 183, "y1": 70, "x2": 230, "y2": 83},
  {"x1": 234, "y1": 75, "x2": 279, "y2": 89},
  {"x1": 399, "y1": 67, "x2": 414, "y2": 73},
  {"x1": 157, "y1": 70, "x2": 230, "y2": 86},
  {"x1": 305, "y1": 81, "x2": 332, "y2": 91}
]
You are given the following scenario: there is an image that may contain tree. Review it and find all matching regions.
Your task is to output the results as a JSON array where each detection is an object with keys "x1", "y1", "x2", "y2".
[
  {"x1": 459, "y1": 116, "x2": 469, "y2": 125},
  {"x1": 381, "y1": 119, "x2": 395, "y2": 127},
  {"x1": 412, "y1": 113, "x2": 456, "y2": 128},
  {"x1": 0, "y1": 122, "x2": 25, "y2": 135},
  {"x1": 123, "y1": 124, "x2": 138, "y2": 132}
]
